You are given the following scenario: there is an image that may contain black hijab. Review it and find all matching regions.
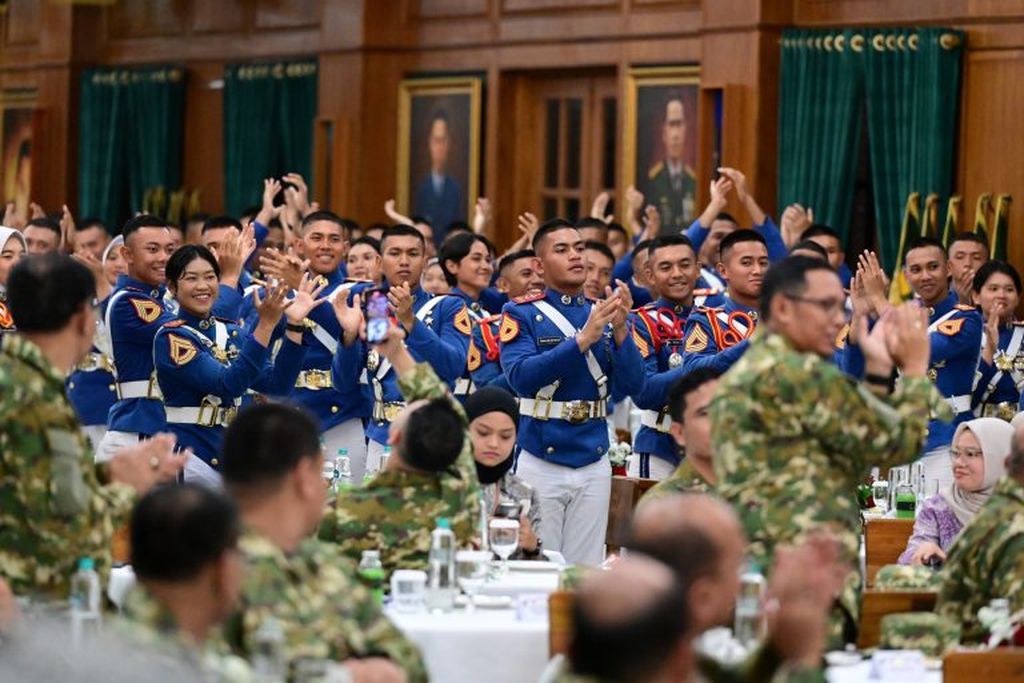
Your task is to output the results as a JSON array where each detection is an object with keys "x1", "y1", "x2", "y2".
[{"x1": 465, "y1": 386, "x2": 520, "y2": 484}]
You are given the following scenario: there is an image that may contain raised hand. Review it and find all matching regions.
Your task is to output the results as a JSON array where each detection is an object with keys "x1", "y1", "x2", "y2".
[
  {"x1": 709, "y1": 176, "x2": 733, "y2": 210},
  {"x1": 856, "y1": 250, "x2": 890, "y2": 315},
  {"x1": 332, "y1": 292, "x2": 364, "y2": 344},
  {"x1": 72, "y1": 248, "x2": 110, "y2": 300},
  {"x1": 259, "y1": 247, "x2": 308, "y2": 291},
  {"x1": 1, "y1": 202, "x2": 21, "y2": 229},
  {"x1": 856, "y1": 310, "x2": 892, "y2": 378},
  {"x1": 384, "y1": 198, "x2": 413, "y2": 226},
  {"x1": 577, "y1": 294, "x2": 619, "y2": 352},
  {"x1": 642, "y1": 204, "x2": 661, "y2": 240},
  {"x1": 59, "y1": 204, "x2": 76, "y2": 253},
  {"x1": 625, "y1": 185, "x2": 644, "y2": 217},
  {"x1": 885, "y1": 303, "x2": 930, "y2": 377},
  {"x1": 108, "y1": 433, "x2": 186, "y2": 494},
  {"x1": 29, "y1": 201, "x2": 45, "y2": 220},
  {"x1": 590, "y1": 191, "x2": 613, "y2": 224},
  {"x1": 211, "y1": 229, "x2": 246, "y2": 287},
  {"x1": 255, "y1": 177, "x2": 283, "y2": 227},
  {"x1": 388, "y1": 282, "x2": 415, "y2": 330},
  {"x1": 982, "y1": 302, "x2": 1002, "y2": 365},
  {"x1": 473, "y1": 197, "x2": 492, "y2": 234},
  {"x1": 718, "y1": 167, "x2": 766, "y2": 224},
  {"x1": 516, "y1": 212, "x2": 539, "y2": 242},
  {"x1": 286, "y1": 272, "x2": 329, "y2": 324},
  {"x1": 283, "y1": 172, "x2": 311, "y2": 217},
  {"x1": 952, "y1": 266, "x2": 975, "y2": 306},
  {"x1": 253, "y1": 278, "x2": 293, "y2": 328},
  {"x1": 780, "y1": 204, "x2": 811, "y2": 248}
]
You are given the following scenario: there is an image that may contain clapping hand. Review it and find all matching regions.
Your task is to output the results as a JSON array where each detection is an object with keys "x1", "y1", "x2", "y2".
[
  {"x1": 856, "y1": 250, "x2": 890, "y2": 316},
  {"x1": 473, "y1": 198, "x2": 492, "y2": 234},
  {"x1": 884, "y1": 303, "x2": 930, "y2": 377},
  {"x1": 259, "y1": 247, "x2": 309, "y2": 291},
  {"x1": 577, "y1": 291, "x2": 622, "y2": 352},
  {"x1": 252, "y1": 278, "x2": 293, "y2": 328},
  {"x1": 285, "y1": 272, "x2": 329, "y2": 324},
  {"x1": 283, "y1": 172, "x2": 311, "y2": 217},
  {"x1": 780, "y1": 203, "x2": 813, "y2": 249},
  {"x1": 388, "y1": 282, "x2": 415, "y2": 330},
  {"x1": 641, "y1": 204, "x2": 661, "y2": 240},
  {"x1": 59, "y1": 204, "x2": 76, "y2": 253},
  {"x1": 982, "y1": 302, "x2": 1003, "y2": 365},
  {"x1": 590, "y1": 192, "x2": 613, "y2": 224},
  {"x1": 332, "y1": 292, "x2": 364, "y2": 344},
  {"x1": 517, "y1": 212, "x2": 539, "y2": 243}
]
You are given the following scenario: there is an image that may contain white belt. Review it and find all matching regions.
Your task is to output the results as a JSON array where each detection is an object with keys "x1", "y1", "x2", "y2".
[
  {"x1": 165, "y1": 405, "x2": 237, "y2": 428},
  {"x1": 116, "y1": 379, "x2": 162, "y2": 400},
  {"x1": 639, "y1": 409, "x2": 672, "y2": 433},
  {"x1": 945, "y1": 394, "x2": 971, "y2": 414},
  {"x1": 454, "y1": 378, "x2": 474, "y2": 396},
  {"x1": 518, "y1": 397, "x2": 607, "y2": 424}
]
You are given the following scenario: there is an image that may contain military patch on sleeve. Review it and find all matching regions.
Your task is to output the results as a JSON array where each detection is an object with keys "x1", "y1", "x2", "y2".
[
  {"x1": 168, "y1": 333, "x2": 198, "y2": 366},
  {"x1": 453, "y1": 307, "x2": 473, "y2": 335},
  {"x1": 632, "y1": 327, "x2": 650, "y2": 359},
  {"x1": 467, "y1": 340, "x2": 482, "y2": 371},
  {"x1": 684, "y1": 324, "x2": 709, "y2": 353},
  {"x1": 0, "y1": 301, "x2": 12, "y2": 328},
  {"x1": 499, "y1": 314, "x2": 520, "y2": 343},
  {"x1": 936, "y1": 318, "x2": 965, "y2": 336},
  {"x1": 129, "y1": 297, "x2": 162, "y2": 324}
]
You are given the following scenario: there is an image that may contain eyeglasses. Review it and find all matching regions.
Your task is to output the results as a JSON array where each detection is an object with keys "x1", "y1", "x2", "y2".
[
  {"x1": 949, "y1": 447, "x2": 984, "y2": 462},
  {"x1": 784, "y1": 294, "x2": 846, "y2": 315}
]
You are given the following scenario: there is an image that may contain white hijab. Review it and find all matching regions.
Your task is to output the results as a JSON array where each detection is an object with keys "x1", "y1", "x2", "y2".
[
  {"x1": 102, "y1": 235, "x2": 124, "y2": 264},
  {"x1": 942, "y1": 418, "x2": 1012, "y2": 526},
  {"x1": 0, "y1": 226, "x2": 27, "y2": 291}
]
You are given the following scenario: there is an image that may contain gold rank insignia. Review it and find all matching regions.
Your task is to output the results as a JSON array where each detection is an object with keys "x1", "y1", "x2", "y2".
[
  {"x1": 130, "y1": 298, "x2": 162, "y2": 324},
  {"x1": 995, "y1": 352, "x2": 1015, "y2": 372},
  {"x1": 168, "y1": 334, "x2": 198, "y2": 366},
  {"x1": 212, "y1": 345, "x2": 229, "y2": 363},
  {"x1": 454, "y1": 308, "x2": 472, "y2": 335},
  {"x1": 0, "y1": 301, "x2": 11, "y2": 328},
  {"x1": 499, "y1": 314, "x2": 520, "y2": 343},
  {"x1": 936, "y1": 318, "x2": 965, "y2": 336},
  {"x1": 834, "y1": 323, "x2": 850, "y2": 350},
  {"x1": 632, "y1": 327, "x2": 650, "y2": 359},
  {"x1": 684, "y1": 325, "x2": 709, "y2": 353},
  {"x1": 467, "y1": 340, "x2": 482, "y2": 371}
]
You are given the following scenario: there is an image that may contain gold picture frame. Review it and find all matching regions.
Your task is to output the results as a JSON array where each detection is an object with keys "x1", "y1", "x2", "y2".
[
  {"x1": 396, "y1": 76, "x2": 483, "y2": 235},
  {"x1": 622, "y1": 66, "x2": 701, "y2": 232},
  {"x1": 1, "y1": 90, "x2": 38, "y2": 226}
]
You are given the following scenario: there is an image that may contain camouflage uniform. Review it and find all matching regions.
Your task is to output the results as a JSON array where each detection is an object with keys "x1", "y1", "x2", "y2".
[
  {"x1": 640, "y1": 458, "x2": 711, "y2": 507},
  {"x1": 873, "y1": 564, "x2": 941, "y2": 591},
  {"x1": 318, "y1": 362, "x2": 481, "y2": 575},
  {"x1": 0, "y1": 334, "x2": 134, "y2": 598},
  {"x1": 935, "y1": 474, "x2": 1024, "y2": 643},
  {"x1": 119, "y1": 587, "x2": 255, "y2": 682},
  {"x1": 879, "y1": 612, "x2": 960, "y2": 657},
  {"x1": 710, "y1": 331, "x2": 949, "y2": 645},
  {"x1": 221, "y1": 531, "x2": 427, "y2": 682}
]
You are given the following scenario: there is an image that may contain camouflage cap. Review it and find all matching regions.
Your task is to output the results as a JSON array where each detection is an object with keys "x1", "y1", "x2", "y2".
[
  {"x1": 874, "y1": 564, "x2": 941, "y2": 591},
  {"x1": 880, "y1": 612, "x2": 960, "y2": 657}
]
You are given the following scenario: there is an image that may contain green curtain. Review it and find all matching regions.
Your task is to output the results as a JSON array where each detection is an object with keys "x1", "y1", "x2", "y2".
[
  {"x1": 777, "y1": 28, "x2": 964, "y2": 272},
  {"x1": 778, "y1": 30, "x2": 864, "y2": 248},
  {"x1": 863, "y1": 28, "x2": 964, "y2": 270},
  {"x1": 78, "y1": 66, "x2": 185, "y2": 232},
  {"x1": 223, "y1": 60, "x2": 318, "y2": 216}
]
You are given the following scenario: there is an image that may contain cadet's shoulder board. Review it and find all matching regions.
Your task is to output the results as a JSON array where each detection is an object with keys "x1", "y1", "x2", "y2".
[
  {"x1": 954, "y1": 304, "x2": 975, "y2": 312},
  {"x1": 168, "y1": 333, "x2": 198, "y2": 366},
  {"x1": 499, "y1": 314, "x2": 520, "y2": 343},
  {"x1": 511, "y1": 291, "x2": 544, "y2": 305},
  {"x1": 936, "y1": 318, "x2": 965, "y2": 336},
  {"x1": 467, "y1": 340, "x2": 482, "y2": 372},
  {"x1": 632, "y1": 327, "x2": 650, "y2": 359},
  {"x1": 684, "y1": 324, "x2": 709, "y2": 353},
  {"x1": 454, "y1": 307, "x2": 473, "y2": 335},
  {"x1": 480, "y1": 314, "x2": 501, "y2": 325},
  {"x1": 163, "y1": 319, "x2": 186, "y2": 329},
  {"x1": 129, "y1": 297, "x2": 162, "y2": 324},
  {"x1": 835, "y1": 323, "x2": 850, "y2": 350},
  {"x1": 0, "y1": 301, "x2": 12, "y2": 328}
]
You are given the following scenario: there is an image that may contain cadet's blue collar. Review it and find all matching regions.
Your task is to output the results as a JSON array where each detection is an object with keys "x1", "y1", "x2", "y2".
[
  {"x1": 117, "y1": 274, "x2": 165, "y2": 299},
  {"x1": 656, "y1": 297, "x2": 692, "y2": 314},
  {"x1": 545, "y1": 288, "x2": 586, "y2": 307},
  {"x1": 314, "y1": 269, "x2": 345, "y2": 288},
  {"x1": 929, "y1": 290, "x2": 957, "y2": 318},
  {"x1": 178, "y1": 308, "x2": 217, "y2": 332},
  {"x1": 451, "y1": 286, "x2": 480, "y2": 304}
]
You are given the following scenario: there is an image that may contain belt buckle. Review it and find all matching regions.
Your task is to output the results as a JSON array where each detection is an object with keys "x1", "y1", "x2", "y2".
[
  {"x1": 197, "y1": 401, "x2": 216, "y2": 427},
  {"x1": 563, "y1": 400, "x2": 589, "y2": 425},
  {"x1": 532, "y1": 396, "x2": 554, "y2": 421},
  {"x1": 147, "y1": 374, "x2": 160, "y2": 399},
  {"x1": 220, "y1": 406, "x2": 238, "y2": 426},
  {"x1": 383, "y1": 402, "x2": 405, "y2": 422},
  {"x1": 997, "y1": 402, "x2": 1016, "y2": 422}
]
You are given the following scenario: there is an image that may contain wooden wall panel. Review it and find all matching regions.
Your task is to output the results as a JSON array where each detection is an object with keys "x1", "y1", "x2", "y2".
[
  {"x1": 254, "y1": 0, "x2": 321, "y2": 29},
  {"x1": 4, "y1": 0, "x2": 42, "y2": 47},
  {"x1": 181, "y1": 62, "x2": 225, "y2": 215},
  {"x1": 411, "y1": 0, "x2": 492, "y2": 20},
  {"x1": 191, "y1": 2, "x2": 247, "y2": 34},
  {"x1": 106, "y1": 0, "x2": 188, "y2": 40}
]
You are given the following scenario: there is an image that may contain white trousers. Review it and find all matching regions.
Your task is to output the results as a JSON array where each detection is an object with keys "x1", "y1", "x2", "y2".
[
  {"x1": 920, "y1": 446, "x2": 955, "y2": 492},
  {"x1": 82, "y1": 425, "x2": 107, "y2": 460},
  {"x1": 627, "y1": 453, "x2": 675, "y2": 481},
  {"x1": 322, "y1": 418, "x2": 368, "y2": 482},
  {"x1": 95, "y1": 430, "x2": 140, "y2": 464},
  {"x1": 183, "y1": 454, "x2": 223, "y2": 489},
  {"x1": 515, "y1": 451, "x2": 610, "y2": 566}
]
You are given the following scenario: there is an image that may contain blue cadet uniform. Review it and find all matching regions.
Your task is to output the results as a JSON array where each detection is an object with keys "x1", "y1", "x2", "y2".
[
  {"x1": 500, "y1": 289, "x2": 645, "y2": 566},
  {"x1": 680, "y1": 296, "x2": 758, "y2": 374},
  {"x1": 449, "y1": 286, "x2": 492, "y2": 400},
  {"x1": 468, "y1": 314, "x2": 511, "y2": 393},
  {"x1": 67, "y1": 296, "x2": 117, "y2": 451},
  {"x1": 974, "y1": 322, "x2": 1024, "y2": 420},
  {"x1": 99, "y1": 275, "x2": 179, "y2": 461},
  {"x1": 333, "y1": 281, "x2": 471, "y2": 452},
  {"x1": 629, "y1": 298, "x2": 692, "y2": 478},
  {"x1": 154, "y1": 311, "x2": 306, "y2": 481}
]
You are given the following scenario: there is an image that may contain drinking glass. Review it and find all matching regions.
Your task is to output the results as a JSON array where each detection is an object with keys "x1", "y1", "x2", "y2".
[
  {"x1": 887, "y1": 467, "x2": 908, "y2": 513},
  {"x1": 390, "y1": 570, "x2": 427, "y2": 613},
  {"x1": 455, "y1": 550, "x2": 491, "y2": 612},
  {"x1": 872, "y1": 480, "x2": 890, "y2": 515},
  {"x1": 488, "y1": 518, "x2": 520, "y2": 576}
]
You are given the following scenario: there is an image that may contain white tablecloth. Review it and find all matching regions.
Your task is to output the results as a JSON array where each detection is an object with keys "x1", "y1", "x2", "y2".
[
  {"x1": 387, "y1": 607, "x2": 549, "y2": 683},
  {"x1": 477, "y1": 569, "x2": 560, "y2": 597},
  {"x1": 826, "y1": 660, "x2": 943, "y2": 682}
]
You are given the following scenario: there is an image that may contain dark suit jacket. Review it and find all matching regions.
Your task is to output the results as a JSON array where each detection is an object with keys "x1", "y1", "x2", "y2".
[{"x1": 414, "y1": 174, "x2": 464, "y2": 247}]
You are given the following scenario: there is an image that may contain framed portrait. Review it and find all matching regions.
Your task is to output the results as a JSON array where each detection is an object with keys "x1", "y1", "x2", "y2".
[
  {"x1": 1, "y1": 91, "x2": 37, "y2": 225},
  {"x1": 396, "y1": 76, "x2": 483, "y2": 241},
  {"x1": 622, "y1": 66, "x2": 700, "y2": 232}
]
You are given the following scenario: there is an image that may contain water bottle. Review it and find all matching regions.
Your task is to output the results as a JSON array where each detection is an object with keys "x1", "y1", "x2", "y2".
[
  {"x1": 478, "y1": 491, "x2": 490, "y2": 552},
  {"x1": 358, "y1": 550, "x2": 386, "y2": 606},
  {"x1": 895, "y1": 480, "x2": 917, "y2": 519},
  {"x1": 69, "y1": 556, "x2": 102, "y2": 648},
  {"x1": 427, "y1": 518, "x2": 456, "y2": 613},
  {"x1": 335, "y1": 449, "x2": 352, "y2": 491},
  {"x1": 734, "y1": 563, "x2": 765, "y2": 650},
  {"x1": 322, "y1": 459, "x2": 338, "y2": 494},
  {"x1": 251, "y1": 616, "x2": 286, "y2": 682},
  {"x1": 380, "y1": 446, "x2": 392, "y2": 471}
]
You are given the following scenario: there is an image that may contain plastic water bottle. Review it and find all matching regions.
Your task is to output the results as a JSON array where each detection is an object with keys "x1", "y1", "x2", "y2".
[
  {"x1": 70, "y1": 557, "x2": 102, "y2": 648},
  {"x1": 427, "y1": 518, "x2": 457, "y2": 613},
  {"x1": 358, "y1": 549, "x2": 386, "y2": 606},
  {"x1": 895, "y1": 481, "x2": 917, "y2": 519},
  {"x1": 380, "y1": 446, "x2": 392, "y2": 471},
  {"x1": 734, "y1": 563, "x2": 765, "y2": 650},
  {"x1": 251, "y1": 616, "x2": 286, "y2": 682},
  {"x1": 335, "y1": 449, "x2": 352, "y2": 491}
]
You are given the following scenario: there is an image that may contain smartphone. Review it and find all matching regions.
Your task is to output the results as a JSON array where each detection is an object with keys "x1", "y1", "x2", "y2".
[{"x1": 365, "y1": 290, "x2": 390, "y2": 344}]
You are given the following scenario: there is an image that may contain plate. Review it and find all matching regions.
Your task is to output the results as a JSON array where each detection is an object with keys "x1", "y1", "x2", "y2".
[
  {"x1": 824, "y1": 650, "x2": 863, "y2": 667},
  {"x1": 455, "y1": 594, "x2": 513, "y2": 609},
  {"x1": 504, "y1": 560, "x2": 561, "y2": 573}
]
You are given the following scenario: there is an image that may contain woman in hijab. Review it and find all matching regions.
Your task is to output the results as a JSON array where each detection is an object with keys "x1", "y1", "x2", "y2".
[
  {"x1": 899, "y1": 417, "x2": 1012, "y2": 565},
  {"x1": 0, "y1": 226, "x2": 27, "y2": 333},
  {"x1": 465, "y1": 386, "x2": 544, "y2": 559}
]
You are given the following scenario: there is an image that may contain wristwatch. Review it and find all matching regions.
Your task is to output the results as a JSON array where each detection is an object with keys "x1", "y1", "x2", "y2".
[{"x1": 285, "y1": 321, "x2": 306, "y2": 334}]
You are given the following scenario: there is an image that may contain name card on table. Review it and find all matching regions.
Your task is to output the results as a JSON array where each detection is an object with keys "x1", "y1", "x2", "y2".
[{"x1": 869, "y1": 650, "x2": 927, "y2": 681}]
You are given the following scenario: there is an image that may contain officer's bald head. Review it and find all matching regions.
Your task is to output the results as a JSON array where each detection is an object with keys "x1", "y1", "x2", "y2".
[
  {"x1": 570, "y1": 555, "x2": 692, "y2": 682},
  {"x1": 630, "y1": 493, "x2": 747, "y2": 630}
]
